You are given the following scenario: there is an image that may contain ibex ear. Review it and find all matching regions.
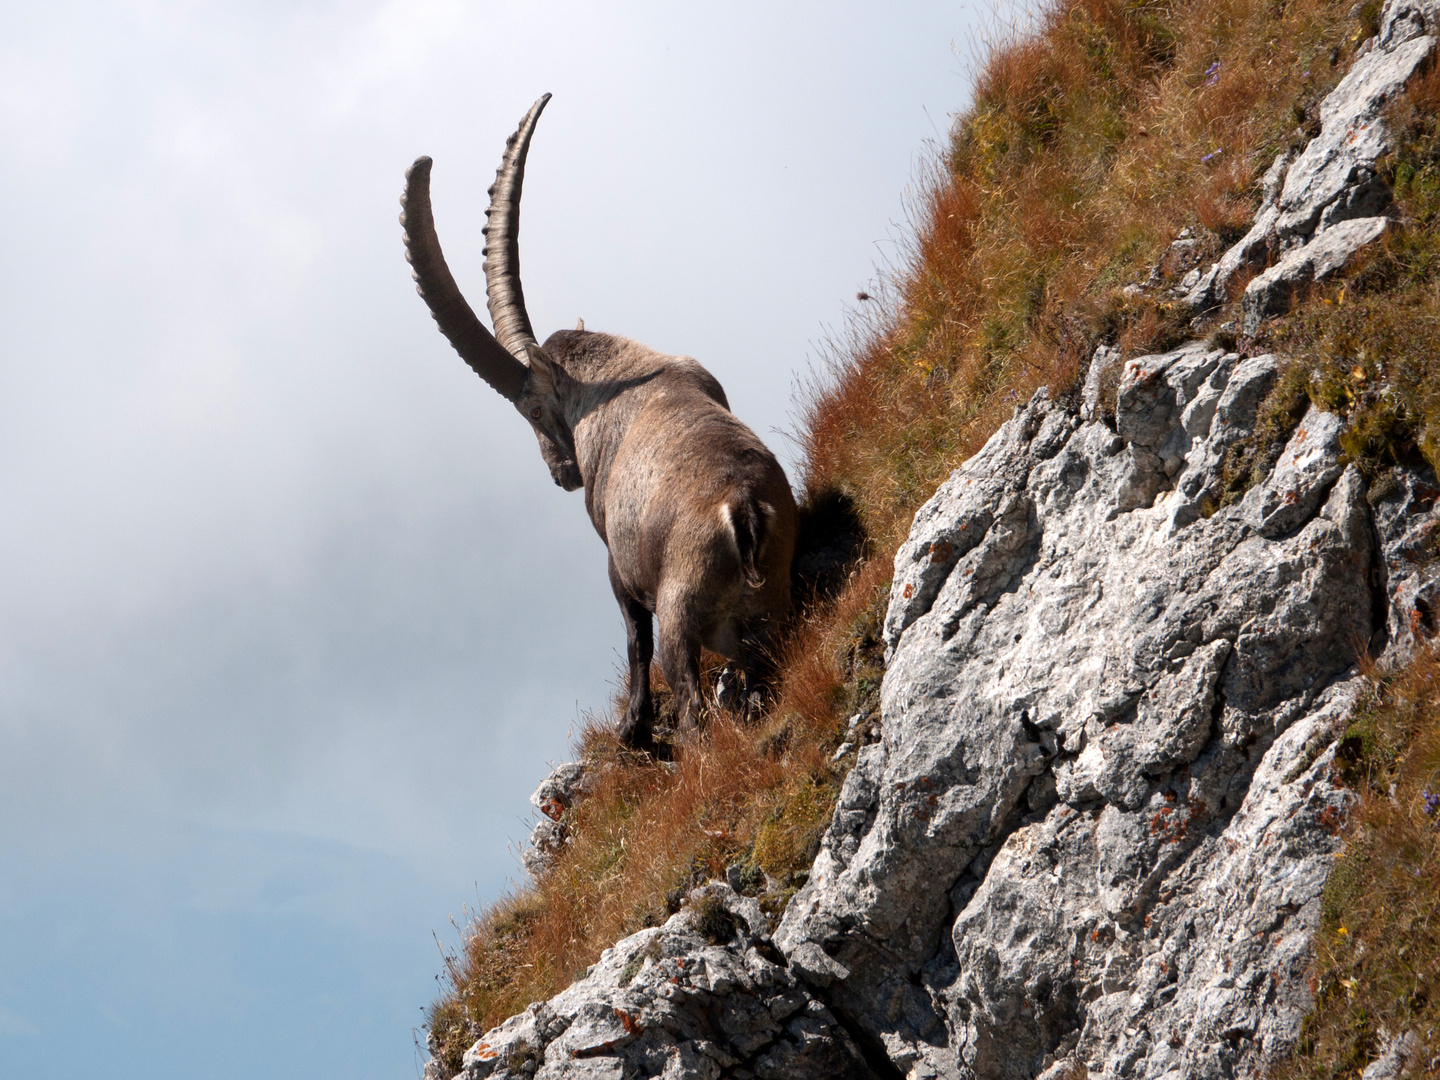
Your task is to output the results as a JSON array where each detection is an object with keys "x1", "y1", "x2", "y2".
[
  {"x1": 575, "y1": 317, "x2": 585, "y2": 331},
  {"x1": 524, "y1": 344, "x2": 561, "y2": 397}
]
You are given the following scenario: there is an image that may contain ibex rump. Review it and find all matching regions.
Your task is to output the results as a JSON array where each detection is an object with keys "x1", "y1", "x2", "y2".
[{"x1": 401, "y1": 95, "x2": 797, "y2": 749}]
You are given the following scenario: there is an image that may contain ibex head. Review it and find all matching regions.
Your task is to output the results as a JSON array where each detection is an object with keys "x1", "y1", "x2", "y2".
[{"x1": 400, "y1": 94, "x2": 583, "y2": 490}]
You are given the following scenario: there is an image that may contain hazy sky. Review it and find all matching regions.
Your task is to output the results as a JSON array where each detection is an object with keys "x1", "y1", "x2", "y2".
[{"x1": 0, "y1": 1, "x2": 996, "y2": 1075}]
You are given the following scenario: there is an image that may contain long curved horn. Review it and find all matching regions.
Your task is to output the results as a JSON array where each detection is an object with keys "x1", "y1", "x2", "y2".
[
  {"x1": 484, "y1": 93, "x2": 551, "y2": 361},
  {"x1": 401, "y1": 156, "x2": 528, "y2": 401}
]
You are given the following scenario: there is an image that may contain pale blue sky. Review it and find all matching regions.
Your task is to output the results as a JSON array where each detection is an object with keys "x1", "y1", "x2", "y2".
[{"x1": 0, "y1": 1, "x2": 995, "y2": 1075}]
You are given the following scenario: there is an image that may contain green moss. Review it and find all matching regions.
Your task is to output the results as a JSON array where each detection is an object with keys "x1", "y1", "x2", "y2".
[
  {"x1": 617, "y1": 938, "x2": 662, "y2": 986},
  {"x1": 752, "y1": 774, "x2": 839, "y2": 885},
  {"x1": 728, "y1": 858, "x2": 766, "y2": 897},
  {"x1": 617, "y1": 956, "x2": 643, "y2": 986},
  {"x1": 1203, "y1": 363, "x2": 1311, "y2": 513},
  {"x1": 1273, "y1": 291, "x2": 1440, "y2": 477},
  {"x1": 1335, "y1": 707, "x2": 1404, "y2": 790}
]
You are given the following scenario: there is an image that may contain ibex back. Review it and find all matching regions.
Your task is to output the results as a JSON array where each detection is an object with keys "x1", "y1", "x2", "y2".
[{"x1": 400, "y1": 94, "x2": 797, "y2": 749}]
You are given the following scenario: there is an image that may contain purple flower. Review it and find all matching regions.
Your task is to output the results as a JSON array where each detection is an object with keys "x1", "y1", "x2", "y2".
[
  {"x1": 1201, "y1": 149, "x2": 1222, "y2": 164},
  {"x1": 1424, "y1": 789, "x2": 1440, "y2": 816},
  {"x1": 1205, "y1": 61, "x2": 1221, "y2": 86}
]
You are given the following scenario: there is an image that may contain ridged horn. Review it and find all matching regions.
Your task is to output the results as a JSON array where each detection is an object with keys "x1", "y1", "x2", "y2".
[
  {"x1": 401, "y1": 155, "x2": 528, "y2": 401},
  {"x1": 484, "y1": 93, "x2": 551, "y2": 361}
]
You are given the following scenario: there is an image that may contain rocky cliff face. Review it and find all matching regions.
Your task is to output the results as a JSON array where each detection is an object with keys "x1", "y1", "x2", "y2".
[
  {"x1": 775, "y1": 363, "x2": 1417, "y2": 1079},
  {"x1": 430, "y1": 4, "x2": 1440, "y2": 1077}
]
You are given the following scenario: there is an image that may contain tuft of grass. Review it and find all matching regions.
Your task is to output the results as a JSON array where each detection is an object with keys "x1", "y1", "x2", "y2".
[
  {"x1": 688, "y1": 893, "x2": 738, "y2": 945},
  {"x1": 1275, "y1": 648, "x2": 1440, "y2": 1076}
]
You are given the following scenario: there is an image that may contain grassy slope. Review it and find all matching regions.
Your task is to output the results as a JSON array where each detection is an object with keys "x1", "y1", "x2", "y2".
[
  {"x1": 1283, "y1": 649, "x2": 1440, "y2": 1076},
  {"x1": 426, "y1": 0, "x2": 1440, "y2": 1074}
]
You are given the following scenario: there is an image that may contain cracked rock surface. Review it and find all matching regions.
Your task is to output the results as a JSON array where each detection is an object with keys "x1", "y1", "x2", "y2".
[
  {"x1": 774, "y1": 343, "x2": 1437, "y2": 1078},
  {"x1": 437, "y1": 338, "x2": 1437, "y2": 1080},
  {"x1": 434, "y1": 885, "x2": 882, "y2": 1080}
]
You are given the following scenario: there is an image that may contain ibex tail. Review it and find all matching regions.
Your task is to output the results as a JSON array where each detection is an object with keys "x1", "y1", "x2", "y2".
[{"x1": 723, "y1": 496, "x2": 774, "y2": 590}]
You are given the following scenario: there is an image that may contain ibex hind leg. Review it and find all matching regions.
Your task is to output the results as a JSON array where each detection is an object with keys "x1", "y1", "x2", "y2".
[
  {"x1": 656, "y1": 609, "x2": 704, "y2": 736},
  {"x1": 610, "y1": 560, "x2": 655, "y2": 750}
]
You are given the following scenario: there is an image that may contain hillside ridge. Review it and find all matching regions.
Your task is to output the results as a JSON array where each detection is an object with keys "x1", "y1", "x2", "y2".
[{"x1": 423, "y1": 0, "x2": 1440, "y2": 1074}]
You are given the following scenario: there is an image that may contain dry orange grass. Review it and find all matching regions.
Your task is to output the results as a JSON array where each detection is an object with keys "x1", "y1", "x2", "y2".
[{"x1": 425, "y1": 556, "x2": 890, "y2": 1070}]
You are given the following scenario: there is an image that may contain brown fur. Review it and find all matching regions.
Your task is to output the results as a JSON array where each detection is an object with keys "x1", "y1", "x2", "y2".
[{"x1": 523, "y1": 330, "x2": 797, "y2": 747}]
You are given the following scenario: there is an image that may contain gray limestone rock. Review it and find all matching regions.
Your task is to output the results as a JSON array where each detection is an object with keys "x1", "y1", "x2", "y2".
[
  {"x1": 1240, "y1": 216, "x2": 1389, "y2": 333},
  {"x1": 1167, "y1": 354, "x2": 1279, "y2": 531},
  {"x1": 774, "y1": 337, "x2": 1432, "y2": 1079},
  {"x1": 523, "y1": 761, "x2": 591, "y2": 877},
  {"x1": 532, "y1": 762, "x2": 589, "y2": 818},
  {"x1": 450, "y1": 884, "x2": 880, "y2": 1080},
  {"x1": 437, "y1": 340, "x2": 1434, "y2": 1079},
  {"x1": 1080, "y1": 345, "x2": 1123, "y2": 423},
  {"x1": 1360, "y1": 1030, "x2": 1422, "y2": 1080},
  {"x1": 1272, "y1": 29, "x2": 1431, "y2": 243},
  {"x1": 1370, "y1": 465, "x2": 1440, "y2": 659}
]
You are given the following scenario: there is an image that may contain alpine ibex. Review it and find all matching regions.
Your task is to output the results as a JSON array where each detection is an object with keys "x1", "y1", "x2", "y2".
[{"x1": 400, "y1": 94, "x2": 797, "y2": 749}]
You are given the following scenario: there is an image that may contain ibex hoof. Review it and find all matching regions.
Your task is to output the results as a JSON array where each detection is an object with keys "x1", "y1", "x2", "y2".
[{"x1": 617, "y1": 711, "x2": 655, "y2": 753}]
